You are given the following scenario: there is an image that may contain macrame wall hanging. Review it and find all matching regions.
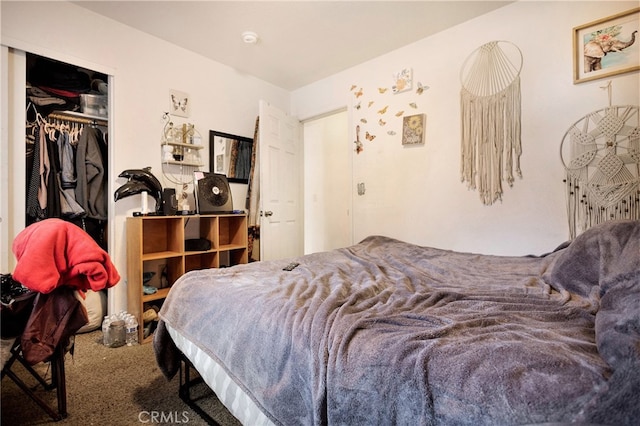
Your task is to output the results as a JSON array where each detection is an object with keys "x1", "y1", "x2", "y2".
[
  {"x1": 460, "y1": 41, "x2": 523, "y2": 205},
  {"x1": 560, "y1": 84, "x2": 639, "y2": 239}
]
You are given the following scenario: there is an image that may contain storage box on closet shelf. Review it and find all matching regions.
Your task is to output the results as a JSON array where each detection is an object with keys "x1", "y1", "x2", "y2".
[
  {"x1": 80, "y1": 94, "x2": 108, "y2": 117},
  {"x1": 161, "y1": 118, "x2": 203, "y2": 168},
  {"x1": 80, "y1": 79, "x2": 109, "y2": 117}
]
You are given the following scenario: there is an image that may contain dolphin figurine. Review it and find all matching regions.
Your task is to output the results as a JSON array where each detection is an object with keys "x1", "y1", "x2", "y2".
[
  {"x1": 118, "y1": 167, "x2": 162, "y2": 197},
  {"x1": 114, "y1": 180, "x2": 155, "y2": 202}
]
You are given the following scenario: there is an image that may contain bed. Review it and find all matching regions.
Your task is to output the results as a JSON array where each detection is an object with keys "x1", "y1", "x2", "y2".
[{"x1": 154, "y1": 219, "x2": 640, "y2": 425}]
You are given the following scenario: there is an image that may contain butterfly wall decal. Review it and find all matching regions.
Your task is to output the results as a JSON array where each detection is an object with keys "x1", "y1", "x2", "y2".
[
  {"x1": 416, "y1": 82, "x2": 430, "y2": 95},
  {"x1": 171, "y1": 94, "x2": 188, "y2": 113}
]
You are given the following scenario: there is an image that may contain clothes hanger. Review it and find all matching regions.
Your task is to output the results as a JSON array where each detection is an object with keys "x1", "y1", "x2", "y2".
[
  {"x1": 25, "y1": 102, "x2": 38, "y2": 128},
  {"x1": 47, "y1": 118, "x2": 59, "y2": 141}
]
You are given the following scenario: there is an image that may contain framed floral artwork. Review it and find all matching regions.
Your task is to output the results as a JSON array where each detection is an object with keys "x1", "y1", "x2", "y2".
[
  {"x1": 392, "y1": 68, "x2": 413, "y2": 93},
  {"x1": 402, "y1": 113, "x2": 425, "y2": 145},
  {"x1": 573, "y1": 7, "x2": 639, "y2": 84}
]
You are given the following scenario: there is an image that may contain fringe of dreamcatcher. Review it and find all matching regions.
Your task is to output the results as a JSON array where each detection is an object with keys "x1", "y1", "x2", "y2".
[
  {"x1": 565, "y1": 174, "x2": 640, "y2": 239},
  {"x1": 460, "y1": 78, "x2": 522, "y2": 205}
]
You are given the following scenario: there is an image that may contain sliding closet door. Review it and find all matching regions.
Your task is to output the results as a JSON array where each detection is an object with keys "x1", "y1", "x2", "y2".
[
  {"x1": 1, "y1": 47, "x2": 27, "y2": 272},
  {"x1": 0, "y1": 46, "x2": 6, "y2": 272}
]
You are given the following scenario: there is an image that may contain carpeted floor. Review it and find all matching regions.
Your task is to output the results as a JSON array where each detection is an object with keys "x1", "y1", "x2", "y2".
[{"x1": 1, "y1": 330, "x2": 241, "y2": 425}]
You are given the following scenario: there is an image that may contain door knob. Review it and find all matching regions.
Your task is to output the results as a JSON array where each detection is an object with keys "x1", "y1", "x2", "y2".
[{"x1": 264, "y1": 210, "x2": 274, "y2": 217}]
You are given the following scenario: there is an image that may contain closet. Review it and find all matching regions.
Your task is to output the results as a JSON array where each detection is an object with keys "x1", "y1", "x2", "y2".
[{"x1": 25, "y1": 53, "x2": 109, "y2": 249}]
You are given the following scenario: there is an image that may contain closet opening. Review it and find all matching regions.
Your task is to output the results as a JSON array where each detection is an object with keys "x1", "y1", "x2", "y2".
[{"x1": 25, "y1": 53, "x2": 110, "y2": 249}]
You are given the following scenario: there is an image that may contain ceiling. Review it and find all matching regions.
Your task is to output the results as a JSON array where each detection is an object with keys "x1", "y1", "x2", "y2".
[{"x1": 74, "y1": 1, "x2": 512, "y2": 91}]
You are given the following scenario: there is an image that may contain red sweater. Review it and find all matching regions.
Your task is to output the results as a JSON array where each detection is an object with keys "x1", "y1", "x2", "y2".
[{"x1": 12, "y1": 219, "x2": 120, "y2": 293}]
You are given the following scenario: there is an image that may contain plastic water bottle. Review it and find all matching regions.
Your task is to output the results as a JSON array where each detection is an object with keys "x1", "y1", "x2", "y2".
[
  {"x1": 102, "y1": 315, "x2": 111, "y2": 346},
  {"x1": 126, "y1": 315, "x2": 139, "y2": 346}
]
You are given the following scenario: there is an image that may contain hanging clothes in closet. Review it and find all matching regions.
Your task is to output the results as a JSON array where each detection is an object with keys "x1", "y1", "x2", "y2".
[
  {"x1": 25, "y1": 107, "x2": 64, "y2": 221},
  {"x1": 56, "y1": 121, "x2": 86, "y2": 219},
  {"x1": 75, "y1": 125, "x2": 108, "y2": 220},
  {"x1": 25, "y1": 109, "x2": 109, "y2": 248}
]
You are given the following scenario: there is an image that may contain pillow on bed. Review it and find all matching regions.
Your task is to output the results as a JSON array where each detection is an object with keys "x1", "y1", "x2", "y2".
[{"x1": 544, "y1": 219, "x2": 640, "y2": 299}]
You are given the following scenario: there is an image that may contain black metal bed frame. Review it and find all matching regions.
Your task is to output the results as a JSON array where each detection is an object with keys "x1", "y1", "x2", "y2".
[{"x1": 178, "y1": 352, "x2": 221, "y2": 426}]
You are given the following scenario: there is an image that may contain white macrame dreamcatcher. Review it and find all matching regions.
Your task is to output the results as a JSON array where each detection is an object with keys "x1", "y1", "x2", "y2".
[
  {"x1": 560, "y1": 104, "x2": 640, "y2": 239},
  {"x1": 460, "y1": 41, "x2": 523, "y2": 205}
]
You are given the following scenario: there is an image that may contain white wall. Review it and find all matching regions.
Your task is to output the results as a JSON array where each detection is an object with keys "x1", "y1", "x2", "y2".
[
  {"x1": 1, "y1": 1, "x2": 290, "y2": 312},
  {"x1": 292, "y1": 1, "x2": 640, "y2": 255}
]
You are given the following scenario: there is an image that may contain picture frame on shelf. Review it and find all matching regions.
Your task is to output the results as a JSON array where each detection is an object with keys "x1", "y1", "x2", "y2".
[
  {"x1": 209, "y1": 130, "x2": 253, "y2": 184},
  {"x1": 573, "y1": 7, "x2": 639, "y2": 84}
]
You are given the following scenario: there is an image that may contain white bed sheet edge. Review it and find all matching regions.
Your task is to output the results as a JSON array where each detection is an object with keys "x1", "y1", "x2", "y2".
[{"x1": 165, "y1": 322, "x2": 275, "y2": 426}]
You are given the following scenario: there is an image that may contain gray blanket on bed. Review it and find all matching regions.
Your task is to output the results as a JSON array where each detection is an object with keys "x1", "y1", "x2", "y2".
[{"x1": 155, "y1": 219, "x2": 640, "y2": 425}]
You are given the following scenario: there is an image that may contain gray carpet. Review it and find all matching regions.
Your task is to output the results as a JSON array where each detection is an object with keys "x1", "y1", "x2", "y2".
[{"x1": 1, "y1": 330, "x2": 242, "y2": 425}]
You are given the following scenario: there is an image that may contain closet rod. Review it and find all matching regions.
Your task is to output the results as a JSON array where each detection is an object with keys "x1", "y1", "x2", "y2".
[{"x1": 48, "y1": 111, "x2": 108, "y2": 127}]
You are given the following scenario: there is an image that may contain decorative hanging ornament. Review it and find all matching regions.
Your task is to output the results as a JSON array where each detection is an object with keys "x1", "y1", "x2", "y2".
[
  {"x1": 560, "y1": 105, "x2": 640, "y2": 239},
  {"x1": 460, "y1": 40, "x2": 523, "y2": 205}
]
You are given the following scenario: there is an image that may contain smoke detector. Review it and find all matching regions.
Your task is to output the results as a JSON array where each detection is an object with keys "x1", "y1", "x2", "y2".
[{"x1": 241, "y1": 31, "x2": 259, "y2": 44}]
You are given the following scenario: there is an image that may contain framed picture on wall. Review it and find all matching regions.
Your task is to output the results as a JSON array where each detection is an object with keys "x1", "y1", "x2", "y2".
[
  {"x1": 169, "y1": 89, "x2": 190, "y2": 117},
  {"x1": 392, "y1": 68, "x2": 413, "y2": 93},
  {"x1": 573, "y1": 7, "x2": 640, "y2": 84},
  {"x1": 209, "y1": 130, "x2": 253, "y2": 184},
  {"x1": 402, "y1": 113, "x2": 425, "y2": 146}
]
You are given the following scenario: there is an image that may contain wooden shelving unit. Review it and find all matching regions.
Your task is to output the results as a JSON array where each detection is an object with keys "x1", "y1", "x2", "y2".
[{"x1": 127, "y1": 214, "x2": 248, "y2": 343}]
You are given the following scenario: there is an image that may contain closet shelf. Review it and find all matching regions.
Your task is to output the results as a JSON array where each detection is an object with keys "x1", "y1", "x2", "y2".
[{"x1": 48, "y1": 110, "x2": 108, "y2": 126}]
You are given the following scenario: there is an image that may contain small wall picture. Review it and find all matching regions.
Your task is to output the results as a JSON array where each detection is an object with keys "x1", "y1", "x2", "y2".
[
  {"x1": 573, "y1": 7, "x2": 640, "y2": 83},
  {"x1": 402, "y1": 113, "x2": 425, "y2": 146},
  {"x1": 169, "y1": 89, "x2": 190, "y2": 117},
  {"x1": 392, "y1": 68, "x2": 413, "y2": 94}
]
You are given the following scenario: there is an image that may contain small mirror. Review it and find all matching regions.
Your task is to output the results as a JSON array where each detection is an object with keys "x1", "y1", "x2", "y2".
[{"x1": 209, "y1": 130, "x2": 253, "y2": 184}]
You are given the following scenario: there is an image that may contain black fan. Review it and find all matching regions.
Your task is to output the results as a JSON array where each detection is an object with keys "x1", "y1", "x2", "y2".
[{"x1": 195, "y1": 172, "x2": 234, "y2": 214}]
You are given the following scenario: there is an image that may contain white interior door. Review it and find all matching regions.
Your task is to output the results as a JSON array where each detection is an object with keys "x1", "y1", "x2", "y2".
[{"x1": 259, "y1": 100, "x2": 303, "y2": 261}]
